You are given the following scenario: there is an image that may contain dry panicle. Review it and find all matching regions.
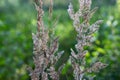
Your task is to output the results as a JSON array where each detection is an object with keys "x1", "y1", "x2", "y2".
[
  {"x1": 68, "y1": 0, "x2": 107, "y2": 80},
  {"x1": 27, "y1": 0, "x2": 64, "y2": 80}
]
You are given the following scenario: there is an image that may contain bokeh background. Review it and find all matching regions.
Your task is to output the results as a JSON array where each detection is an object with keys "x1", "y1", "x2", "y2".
[{"x1": 0, "y1": 0, "x2": 120, "y2": 80}]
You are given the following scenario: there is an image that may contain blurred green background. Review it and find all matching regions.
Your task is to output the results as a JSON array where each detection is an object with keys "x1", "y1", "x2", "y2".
[{"x1": 0, "y1": 0, "x2": 120, "y2": 80}]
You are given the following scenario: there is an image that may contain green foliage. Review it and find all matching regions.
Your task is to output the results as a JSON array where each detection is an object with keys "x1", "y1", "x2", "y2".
[
  {"x1": 93, "y1": 6, "x2": 120, "y2": 80},
  {"x1": 0, "y1": 0, "x2": 34, "y2": 79}
]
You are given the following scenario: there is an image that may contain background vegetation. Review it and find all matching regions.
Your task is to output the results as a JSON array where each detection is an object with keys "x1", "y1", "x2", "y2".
[{"x1": 0, "y1": 0, "x2": 120, "y2": 80}]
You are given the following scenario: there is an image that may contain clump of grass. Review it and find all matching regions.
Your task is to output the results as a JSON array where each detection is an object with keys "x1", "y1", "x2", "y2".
[{"x1": 27, "y1": 0, "x2": 107, "y2": 80}]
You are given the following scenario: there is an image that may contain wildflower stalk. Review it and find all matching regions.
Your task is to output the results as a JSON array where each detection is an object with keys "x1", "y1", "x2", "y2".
[
  {"x1": 27, "y1": 0, "x2": 64, "y2": 80},
  {"x1": 68, "y1": 0, "x2": 107, "y2": 80}
]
